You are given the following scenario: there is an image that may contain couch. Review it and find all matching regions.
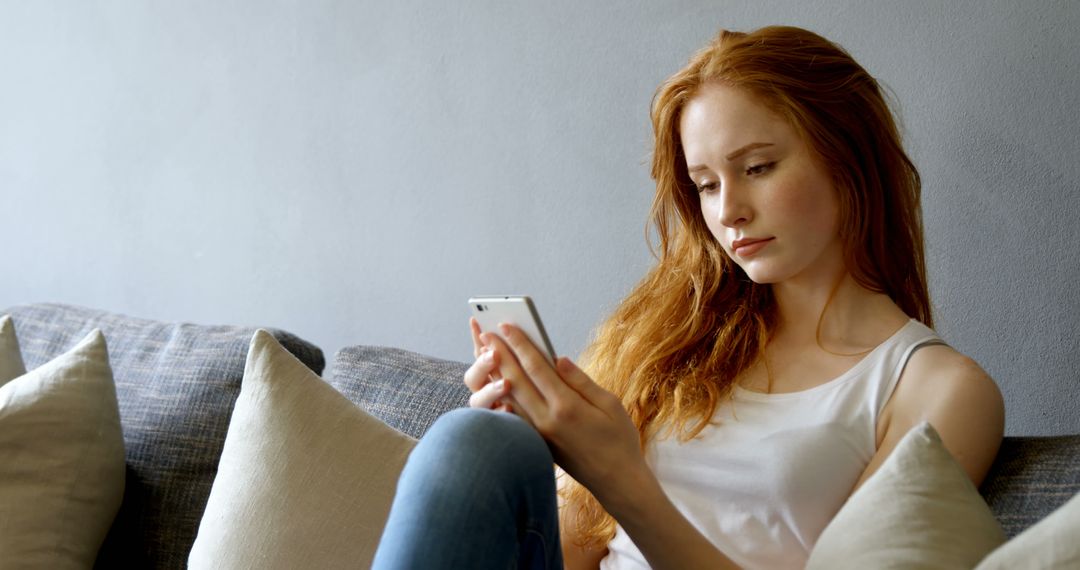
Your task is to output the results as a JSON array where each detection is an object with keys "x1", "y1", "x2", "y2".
[{"x1": 2, "y1": 302, "x2": 1079, "y2": 568}]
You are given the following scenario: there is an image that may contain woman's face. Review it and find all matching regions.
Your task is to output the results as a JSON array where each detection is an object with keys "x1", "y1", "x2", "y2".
[{"x1": 679, "y1": 82, "x2": 843, "y2": 286}]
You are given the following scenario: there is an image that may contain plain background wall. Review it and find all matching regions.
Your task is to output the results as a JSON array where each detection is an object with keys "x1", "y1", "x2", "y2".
[{"x1": 2, "y1": 1, "x2": 1078, "y2": 436}]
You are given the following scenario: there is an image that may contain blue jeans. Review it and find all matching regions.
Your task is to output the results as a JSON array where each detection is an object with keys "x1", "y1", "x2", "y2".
[{"x1": 372, "y1": 408, "x2": 565, "y2": 570}]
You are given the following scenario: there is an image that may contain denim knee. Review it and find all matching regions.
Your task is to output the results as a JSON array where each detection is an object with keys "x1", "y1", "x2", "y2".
[
  {"x1": 375, "y1": 407, "x2": 564, "y2": 570},
  {"x1": 407, "y1": 408, "x2": 554, "y2": 486}
]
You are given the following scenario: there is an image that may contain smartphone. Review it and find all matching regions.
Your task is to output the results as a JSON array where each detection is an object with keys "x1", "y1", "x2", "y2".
[{"x1": 468, "y1": 295, "x2": 557, "y2": 367}]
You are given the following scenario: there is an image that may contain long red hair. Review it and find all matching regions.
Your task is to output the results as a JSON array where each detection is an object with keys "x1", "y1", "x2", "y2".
[{"x1": 560, "y1": 25, "x2": 932, "y2": 547}]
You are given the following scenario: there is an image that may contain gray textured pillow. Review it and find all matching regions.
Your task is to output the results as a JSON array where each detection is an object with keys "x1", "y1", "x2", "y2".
[
  {"x1": 0, "y1": 328, "x2": 125, "y2": 568},
  {"x1": 331, "y1": 345, "x2": 471, "y2": 439},
  {"x1": 190, "y1": 330, "x2": 415, "y2": 569},
  {"x1": 2, "y1": 303, "x2": 325, "y2": 569}
]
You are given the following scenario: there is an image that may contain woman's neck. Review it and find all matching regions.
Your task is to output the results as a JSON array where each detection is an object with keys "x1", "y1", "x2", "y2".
[{"x1": 770, "y1": 271, "x2": 908, "y2": 353}]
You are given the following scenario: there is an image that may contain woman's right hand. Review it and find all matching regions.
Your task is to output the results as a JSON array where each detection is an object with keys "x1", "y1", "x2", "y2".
[{"x1": 464, "y1": 317, "x2": 515, "y2": 412}]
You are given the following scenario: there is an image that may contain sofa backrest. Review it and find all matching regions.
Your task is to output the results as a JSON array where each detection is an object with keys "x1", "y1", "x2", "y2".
[
  {"x1": 3, "y1": 303, "x2": 324, "y2": 570},
  {"x1": 330, "y1": 345, "x2": 471, "y2": 439},
  {"x1": 980, "y1": 434, "x2": 1080, "y2": 538}
]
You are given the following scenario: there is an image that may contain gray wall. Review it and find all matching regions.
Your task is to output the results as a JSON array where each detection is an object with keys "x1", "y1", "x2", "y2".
[{"x1": 2, "y1": 1, "x2": 1078, "y2": 436}]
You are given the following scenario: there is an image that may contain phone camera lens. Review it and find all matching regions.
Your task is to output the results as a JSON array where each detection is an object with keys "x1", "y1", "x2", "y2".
[{"x1": 476, "y1": 304, "x2": 484, "y2": 311}]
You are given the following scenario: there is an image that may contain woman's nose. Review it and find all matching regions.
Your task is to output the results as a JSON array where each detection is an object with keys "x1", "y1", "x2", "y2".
[{"x1": 718, "y1": 185, "x2": 752, "y2": 228}]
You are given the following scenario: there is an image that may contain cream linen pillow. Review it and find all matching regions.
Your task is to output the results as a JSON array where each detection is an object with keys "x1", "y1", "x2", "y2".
[
  {"x1": 806, "y1": 421, "x2": 1006, "y2": 569},
  {"x1": 0, "y1": 315, "x2": 27, "y2": 384},
  {"x1": 0, "y1": 328, "x2": 126, "y2": 569},
  {"x1": 975, "y1": 491, "x2": 1080, "y2": 569},
  {"x1": 188, "y1": 330, "x2": 417, "y2": 570}
]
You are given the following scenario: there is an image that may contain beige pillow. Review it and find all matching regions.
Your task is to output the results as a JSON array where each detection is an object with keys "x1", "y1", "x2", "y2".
[
  {"x1": 976, "y1": 490, "x2": 1080, "y2": 569},
  {"x1": 188, "y1": 329, "x2": 417, "y2": 569},
  {"x1": 0, "y1": 315, "x2": 27, "y2": 385},
  {"x1": 806, "y1": 421, "x2": 1006, "y2": 569},
  {"x1": 0, "y1": 328, "x2": 126, "y2": 569}
]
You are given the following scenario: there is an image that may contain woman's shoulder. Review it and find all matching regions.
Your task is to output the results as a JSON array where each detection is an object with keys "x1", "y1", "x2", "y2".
[
  {"x1": 896, "y1": 342, "x2": 1001, "y2": 414},
  {"x1": 886, "y1": 342, "x2": 1005, "y2": 484},
  {"x1": 903, "y1": 341, "x2": 992, "y2": 388}
]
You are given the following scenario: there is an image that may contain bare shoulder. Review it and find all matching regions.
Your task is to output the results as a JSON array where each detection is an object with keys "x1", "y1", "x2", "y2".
[
  {"x1": 897, "y1": 344, "x2": 1003, "y2": 416},
  {"x1": 884, "y1": 343, "x2": 1006, "y2": 485}
]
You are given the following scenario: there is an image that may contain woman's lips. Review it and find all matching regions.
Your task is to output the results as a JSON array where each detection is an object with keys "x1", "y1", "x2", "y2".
[{"x1": 734, "y1": 238, "x2": 774, "y2": 257}]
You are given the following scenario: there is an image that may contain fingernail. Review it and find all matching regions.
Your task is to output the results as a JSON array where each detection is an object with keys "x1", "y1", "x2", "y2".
[
  {"x1": 482, "y1": 350, "x2": 494, "y2": 362},
  {"x1": 498, "y1": 323, "x2": 511, "y2": 337},
  {"x1": 492, "y1": 379, "x2": 505, "y2": 391}
]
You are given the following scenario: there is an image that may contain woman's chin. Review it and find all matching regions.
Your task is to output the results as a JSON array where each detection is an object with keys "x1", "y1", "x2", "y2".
[
  {"x1": 745, "y1": 274, "x2": 781, "y2": 285},
  {"x1": 736, "y1": 263, "x2": 784, "y2": 285}
]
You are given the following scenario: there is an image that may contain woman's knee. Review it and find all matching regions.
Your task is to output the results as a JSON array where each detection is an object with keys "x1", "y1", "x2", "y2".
[{"x1": 410, "y1": 408, "x2": 554, "y2": 479}]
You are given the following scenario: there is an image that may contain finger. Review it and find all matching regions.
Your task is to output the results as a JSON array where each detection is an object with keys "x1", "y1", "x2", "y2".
[
  {"x1": 470, "y1": 317, "x2": 484, "y2": 358},
  {"x1": 463, "y1": 348, "x2": 499, "y2": 392},
  {"x1": 481, "y1": 331, "x2": 549, "y2": 417},
  {"x1": 498, "y1": 323, "x2": 575, "y2": 403},
  {"x1": 498, "y1": 394, "x2": 536, "y2": 428},
  {"x1": 468, "y1": 378, "x2": 511, "y2": 409}
]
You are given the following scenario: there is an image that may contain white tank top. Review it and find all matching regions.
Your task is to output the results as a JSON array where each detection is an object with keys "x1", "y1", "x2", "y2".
[{"x1": 600, "y1": 319, "x2": 944, "y2": 570}]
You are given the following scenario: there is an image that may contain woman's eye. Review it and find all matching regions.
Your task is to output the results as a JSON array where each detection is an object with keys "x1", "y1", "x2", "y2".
[
  {"x1": 696, "y1": 181, "x2": 719, "y2": 193},
  {"x1": 746, "y1": 162, "x2": 776, "y2": 176}
]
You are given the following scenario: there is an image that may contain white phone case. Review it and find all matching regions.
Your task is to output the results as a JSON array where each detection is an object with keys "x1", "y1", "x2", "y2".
[{"x1": 468, "y1": 296, "x2": 557, "y2": 366}]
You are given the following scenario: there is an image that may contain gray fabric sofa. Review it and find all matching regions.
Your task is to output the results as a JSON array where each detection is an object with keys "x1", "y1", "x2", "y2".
[{"x1": 3, "y1": 302, "x2": 1079, "y2": 568}]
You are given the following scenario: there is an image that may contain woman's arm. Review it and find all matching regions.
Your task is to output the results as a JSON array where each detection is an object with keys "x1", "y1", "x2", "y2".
[
  {"x1": 851, "y1": 344, "x2": 1005, "y2": 494},
  {"x1": 484, "y1": 323, "x2": 742, "y2": 570}
]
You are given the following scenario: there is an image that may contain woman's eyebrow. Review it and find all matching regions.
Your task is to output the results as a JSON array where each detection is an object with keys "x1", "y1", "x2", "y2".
[
  {"x1": 687, "y1": 142, "x2": 775, "y2": 173},
  {"x1": 724, "y1": 142, "x2": 774, "y2": 161}
]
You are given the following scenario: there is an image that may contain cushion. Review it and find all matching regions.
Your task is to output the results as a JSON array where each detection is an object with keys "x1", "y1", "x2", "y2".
[
  {"x1": 980, "y1": 435, "x2": 1080, "y2": 538},
  {"x1": 806, "y1": 421, "x2": 1006, "y2": 569},
  {"x1": 331, "y1": 345, "x2": 471, "y2": 439},
  {"x1": 976, "y1": 490, "x2": 1080, "y2": 569},
  {"x1": 2, "y1": 303, "x2": 325, "y2": 569},
  {"x1": 189, "y1": 330, "x2": 416, "y2": 569},
  {"x1": 0, "y1": 314, "x2": 27, "y2": 384},
  {"x1": 0, "y1": 327, "x2": 125, "y2": 568}
]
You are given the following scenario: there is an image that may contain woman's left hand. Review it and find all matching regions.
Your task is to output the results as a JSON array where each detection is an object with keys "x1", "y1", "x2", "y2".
[{"x1": 480, "y1": 323, "x2": 647, "y2": 505}]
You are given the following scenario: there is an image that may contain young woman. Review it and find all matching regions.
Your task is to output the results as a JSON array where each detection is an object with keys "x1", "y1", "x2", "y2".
[{"x1": 372, "y1": 25, "x2": 1005, "y2": 570}]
